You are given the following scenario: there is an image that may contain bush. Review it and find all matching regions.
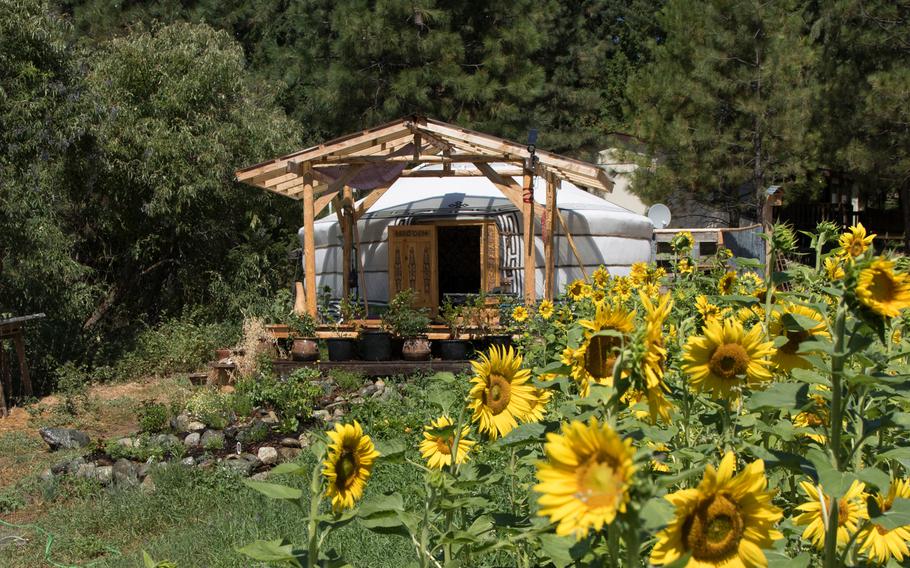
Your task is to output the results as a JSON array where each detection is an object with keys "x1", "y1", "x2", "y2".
[
  {"x1": 329, "y1": 369, "x2": 364, "y2": 391},
  {"x1": 235, "y1": 367, "x2": 322, "y2": 423},
  {"x1": 138, "y1": 401, "x2": 170, "y2": 433},
  {"x1": 54, "y1": 362, "x2": 90, "y2": 416},
  {"x1": 183, "y1": 389, "x2": 234, "y2": 429}
]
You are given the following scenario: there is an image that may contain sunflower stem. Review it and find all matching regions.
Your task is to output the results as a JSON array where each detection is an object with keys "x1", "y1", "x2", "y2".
[
  {"x1": 830, "y1": 303, "x2": 847, "y2": 471},
  {"x1": 624, "y1": 512, "x2": 641, "y2": 567},
  {"x1": 307, "y1": 447, "x2": 325, "y2": 568},
  {"x1": 607, "y1": 523, "x2": 620, "y2": 565}
]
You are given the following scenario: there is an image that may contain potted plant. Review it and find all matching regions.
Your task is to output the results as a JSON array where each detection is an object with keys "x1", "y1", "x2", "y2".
[
  {"x1": 326, "y1": 293, "x2": 364, "y2": 362},
  {"x1": 287, "y1": 312, "x2": 318, "y2": 361},
  {"x1": 437, "y1": 298, "x2": 471, "y2": 360},
  {"x1": 383, "y1": 289, "x2": 432, "y2": 361},
  {"x1": 484, "y1": 294, "x2": 513, "y2": 350}
]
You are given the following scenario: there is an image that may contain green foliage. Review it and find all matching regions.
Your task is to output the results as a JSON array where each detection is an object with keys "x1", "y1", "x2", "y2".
[
  {"x1": 235, "y1": 367, "x2": 323, "y2": 423},
  {"x1": 382, "y1": 289, "x2": 431, "y2": 338},
  {"x1": 138, "y1": 401, "x2": 170, "y2": 434},
  {"x1": 328, "y1": 369, "x2": 364, "y2": 392},
  {"x1": 184, "y1": 389, "x2": 234, "y2": 429},
  {"x1": 287, "y1": 312, "x2": 317, "y2": 338},
  {"x1": 54, "y1": 362, "x2": 90, "y2": 416}
]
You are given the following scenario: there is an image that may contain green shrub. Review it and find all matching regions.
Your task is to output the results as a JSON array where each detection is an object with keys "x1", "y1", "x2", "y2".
[
  {"x1": 138, "y1": 401, "x2": 170, "y2": 433},
  {"x1": 202, "y1": 435, "x2": 224, "y2": 452},
  {"x1": 235, "y1": 367, "x2": 322, "y2": 423},
  {"x1": 237, "y1": 420, "x2": 270, "y2": 445},
  {"x1": 184, "y1": 389, "x2": 233, "y2": 428},
  {"x1": 329, "y1": 369, "x2": 364, "y2": 391},
  {"x1": 54, "y1": 362, "x2": 90, "y2": 415}
]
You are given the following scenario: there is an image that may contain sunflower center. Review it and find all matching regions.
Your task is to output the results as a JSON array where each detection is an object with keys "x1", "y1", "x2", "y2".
[
  {"x1": 684, "y1": 493, "x2": 744, "y2": 561},
  {"x1": 575, "y1": 454, "x2": 623, "y2": 509},
  {"x1": 876, "y1": 524, "x2": 890, "y2": 535},
  {"x1": 485, "y1": 374, "x2": 512, "y2": 415},
  {"x1": 708, "y1": 343, "x2": 750, "y2": 379},
  {"x1": 434, "y1": 437, "x2": 453, "y2": 455},
  {"x1": 782, "y1": 330, "x2": 811, "y2": 354},
  {"x1": 336, "y1": 452, "x2": 358, "y2": 489},
  {"x1": 850, "y1": 241, "x2": 864, "y2": 257},
  {"x1": 869, "y1": 270, "x2": 896, "y2": 302},
  {"x1": 584, "y1": 335, "x2": 621, "y2": 379}
]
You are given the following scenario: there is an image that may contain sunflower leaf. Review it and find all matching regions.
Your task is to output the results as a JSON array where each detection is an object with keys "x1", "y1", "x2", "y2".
[
  {"x1": 639, "y1": 497, "x2": 674, "y2": 530},
  {"x1": 870, "y1": 498, "x2": 910, "y2": 530},
  {"x1": 805, "y1": 448, "x2": 858, "y2": 497},
  {"x1": 243, "y1": 480, "x2": 303, "y2": 502},
  {"x1": 374, "y1": 439, "x2": 407, "y2": 462},
  {"x1": 745, "y1": 382, "x2": 808, "y2": 411},
  {"x1": 495, "y1": 422, "x2": 546, "y2": 447},
  {"x1": 537, "y1": 533, "x2": 588, "y2": 568},
  {"x1": 766, "y1": 551, "x2": 811, "y2": 567},
  {"x1": 235, "y1": 539, "x2": 305, "y2": 567}
]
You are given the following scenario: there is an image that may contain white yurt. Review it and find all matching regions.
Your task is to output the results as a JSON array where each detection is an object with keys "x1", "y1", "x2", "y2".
[{"x1": 303, "y1": 163, "x2": 653, "y2": 306}]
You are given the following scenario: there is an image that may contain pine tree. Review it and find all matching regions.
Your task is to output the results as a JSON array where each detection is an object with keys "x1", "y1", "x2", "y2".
[{"x1": 627, "y1": 0, "x2": 818, "y2": 224}]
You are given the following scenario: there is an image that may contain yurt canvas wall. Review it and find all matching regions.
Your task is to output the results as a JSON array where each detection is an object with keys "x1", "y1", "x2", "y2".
[{"x1": 301, "y1": 168, "x2": 653, "y2": 307}]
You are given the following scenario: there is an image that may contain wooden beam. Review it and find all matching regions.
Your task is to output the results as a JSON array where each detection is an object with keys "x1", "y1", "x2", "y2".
[
  {"x1": 315, "y1": 154, "x2": 511, "y2": 165},
  {"x1": 556, "y1": 209, "x2": 588, "y2": 280},
  {"x1": 523, "y1": 170, "x2": 537, "y2": 303},
  {"x1": 408, "y1": 126, "x2": 454, "y2": 153},
  {"x1": 544, "y1": 173, "x2": 558, "y2": 300},
  {"x1": 314, "y1": 190, "x2": 341, "y2": 217},
  {"x1": 302, "y1": 166, "x2": 318, "y2": 317},
  {"x1": 341, "y1": 186, "x2": 354, "y2": 298},
  {"x1": 474, "y1": 162, "x2": 545, "y2": 220},
  {"x1": 353, "y1": 184, "x2": 394, "y2": 220},
  {"x1": 400, "y1": 168, "x2": 525, "y2": 178}
]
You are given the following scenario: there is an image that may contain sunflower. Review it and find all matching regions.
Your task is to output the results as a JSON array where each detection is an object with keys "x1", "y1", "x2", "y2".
[
  {"x1": 538, "y1": 299, "x2": 554, "y2": 320},
  {"x1": 322, "y1": 421, "x2": 381, "y2": 512},
  {"x1": 650, "y1": 452, "x2": 783, "y2": 567},
  {"x1": 678, "y1": 258, "x2": 694, "y2": 275},
  {"x1": 630, "y1": 262, "x2": 649, "y2": 285},
  {"x1": 682, "y1": 318, "x2": 776, "y2": 400},
  {"x1": 611, "y1": 276, "x2": 633, "y2": 302},
  {"x1": 568, "y1": 303, "x2": 636, "y2": 395},
  {"x1": 769, "y1": 303, "x2": 830, "y2": 370},
  {"x1": 718, "y1": 271, "x2": 737, "y2": 295},
  {"x1": 792, "y1": 390, "x2": 829, "y2": 444},
  {"x1": 671, "y1": 231, "x2": 695, "y2": 253},
  {"x1": 648, "y1": 442, "x2": 673, "y2": 473},
  {"x1": 534, "y1": 417, "x2": 635, "y2": 539},
  {"x1": 590, "y1": 289, "x2": 607, "y2": 304},
  {"x1": 858, "y1": 478, "x2": 910, "y2": 564},
  {"x1": 523, "y1": 387, "x2": 553, "y2": 423},
  {"x1": 641, "y1": 292, "x2": 672, "y2": 389},
  {"x1": 695, "y1": 295, "x2": 726, "y2": 324},
  {"x1": 468, "y1": 346, "x2": 538, "y2": 439},
  {"x1": 893, "y1": 327, "x2": 903, "y2": 344},
  {"x1": 736, "y1": 272, "x2": 766, "y2": 299},
  {"x1": 794, "y1": 479, "x2": 868, "y2": 550},
  {"x1": 419, "y1": 416, "x2": 475, "y2": 470},
  {"x1": 824, "y1": 256, "x2": 845, "y2": 280},
  {"x1": 567, "y1": 279, "x2": 591, "y2": 301},
  {"x1": 856, "y1": 258, "x2": 910, "y2": 318},
  {"x1": 839, "y1": 223, "x2": 875, "y2": 258},
  {"x1": 512, "y1": 305, "x2": 529, "y2": 323},
  {"x1": 592, "y1": 266, "x2": 610, "y2": 288}
]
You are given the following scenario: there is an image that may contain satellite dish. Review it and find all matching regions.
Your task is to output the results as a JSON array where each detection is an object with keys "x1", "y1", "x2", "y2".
[{"x1": 647, "y1": 203, "x2": 672, "y2": 229}]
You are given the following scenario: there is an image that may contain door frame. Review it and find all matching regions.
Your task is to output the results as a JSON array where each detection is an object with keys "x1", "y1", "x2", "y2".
[{"x1": 426, "y1": 220, "x2": 500, "y2": 294}]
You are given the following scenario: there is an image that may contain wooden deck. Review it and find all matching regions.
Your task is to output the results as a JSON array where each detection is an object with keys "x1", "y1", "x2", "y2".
[{"x1": 273, "y1": 359, "x2": 473, "y2": 378}]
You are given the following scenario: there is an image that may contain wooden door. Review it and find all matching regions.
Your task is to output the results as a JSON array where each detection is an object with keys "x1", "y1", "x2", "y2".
[
  {"x1": 388, "y1": 225, "x2": 438, "y2": 312},
  {"x1": 481, "y1": 222, "x2": 500, "y2": 293}
]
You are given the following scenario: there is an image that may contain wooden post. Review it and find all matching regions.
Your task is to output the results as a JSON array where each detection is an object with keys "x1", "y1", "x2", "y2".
[
  {"x1": 544, "y1": 173, "x2": 558, "y2": 300},
  {"x1": 302, "y1": 165, "x2": 318, "y2": 317},
  {"x1": 0, "y1": 346, "x2": 8, "y2": 417},
  {"x1": 523, "y1": 169, "x2": 537, "y2": 303},
  {"x1": 341, "y1": 186, "x2": 354, "y2": 298},
  {"x1": 12, "y1": 333, "x2": 32, "y2": 398}
]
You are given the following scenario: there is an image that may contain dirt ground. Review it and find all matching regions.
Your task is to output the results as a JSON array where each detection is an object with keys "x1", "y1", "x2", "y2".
[{"x1": 0, "y1": 377, "x2": 191, "y2": 493}]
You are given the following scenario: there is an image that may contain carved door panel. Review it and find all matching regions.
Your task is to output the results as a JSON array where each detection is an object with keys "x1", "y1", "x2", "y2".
[
  {"x1": 481, "y1": 222, "x2": 500, "y2": 293},
  {"x1": 388, "y1": 225, "x2": 438, "y2": 312}
]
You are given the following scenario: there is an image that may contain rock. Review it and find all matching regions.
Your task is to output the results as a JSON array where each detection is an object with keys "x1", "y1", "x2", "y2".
[
  {"x1": 116, "y1": 437, "x2": 137, "y2": 448},
  {"x1": 279, "y1": 437, "x2": 301, "y2": 448},
  {"x1": 278, "y1": 447, "x2": 301, "y2": 463},
  {"x1": 180, "y1": 456, "x2": 196, "y2": 467},
  {"x1": 137, "y1": 463, "x2": 153, "y2": 479},
  {"x1": 196, "y1": 458, "x2": 215, "y2": 469},
  {"x1": 361, "y1": 383, "x2": 378, "y2": 396},
  {"x1": 257, "y1": 446, "x2": 279, "y2": 465},
  {"x1": 140, "y1": 475, "x2": 156, "y2": 493},
  {"x1": 350, "y1": 396, "x2": 365, "y2": 404},
  {"x1": 154, "y1": 434, "x2": 181, "y2": 447},
  {"x1": 223, "y1": 459, "x2": 255, "y2": 476},
  {"x1": 51, "y1": 459, "x2": 76, "y2": 475},
  {"x1": 260, "y1": 410, "x2": 279, "y2": 425},
  {"x1": 65, "y1": 457, "x2": 86, "y2": 475},
  {"x1": 223, "y1": 425, "x2": 239, "y2": 440},
  {"x1": 39, "y1": 469, "x2": 54, "y2": 482},
  {"x1": 95, "y1": 466, "x2": 113, "y2": 485},
  {"x1": 172, "y1": 413, "x2": 192, "y2": 433},
  {"x1": 183, "y1": 432, "x2": 201, "y2": 447},
  {"x1": 332, "y1": 408, "x2": 345, "y2": 419},
  {"x1": 113, "y1": 459, "x2": 139, "y2": 486},
  {"x1": 312, "y1": 409, "x2": 331, "y2": 422},
  {"x1": 241, "y1": 452, "x2": 261, "y2": 464},
  {"x1": 250, "y1": 471, "x2": 270, "y2": 481},
  {"x1": 75, "y1": 463, "x2": 97, "y2": 480},
  {"x1": 374, "y1": 379, "x2": 385, "y2": 389},
  {"x1": 187, "y1": 421, "x2": 206, "y2": 432},
  {"x1": 39, "y1": 427, "x2": 90, "y2": 451},
  {"x1": 298, "y1": 433, "x2": 312, "y2": 448},
  {"x1": 200, "y1": 430, "x2": 225, "y2": 449}
]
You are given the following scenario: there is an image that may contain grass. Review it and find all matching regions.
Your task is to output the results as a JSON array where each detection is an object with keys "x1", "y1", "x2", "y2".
[{"x1": 0, "y1": 372, "x2": 491, "y2": 567}]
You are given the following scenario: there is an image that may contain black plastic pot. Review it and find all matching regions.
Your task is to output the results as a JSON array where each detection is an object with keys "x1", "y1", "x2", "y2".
[
  {"x1": 437, "y1": 339, "x2": 470, "y2": 360},
  {"x1": 327, "y1": 338, "x2": 358, "y2": 361},
  {"x1": 359, "y1": 331, "x2": 392, "y2": 361},
  {"x1": 484, "y1": 334, "x2": 513, "y2": 352}
]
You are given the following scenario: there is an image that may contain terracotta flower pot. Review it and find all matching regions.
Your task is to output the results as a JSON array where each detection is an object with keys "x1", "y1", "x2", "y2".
[
  {"x1": 402, "y1": 337, "x2": 432, "y2": 361},
  {"x1": 291, "y1": 339, "x2": 319, "y2": 361}
]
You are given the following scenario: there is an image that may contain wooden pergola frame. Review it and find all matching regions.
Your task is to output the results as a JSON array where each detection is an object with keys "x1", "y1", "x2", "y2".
[{"x1": 235, "y1": 116, "x2": 613, "y2": 316}]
